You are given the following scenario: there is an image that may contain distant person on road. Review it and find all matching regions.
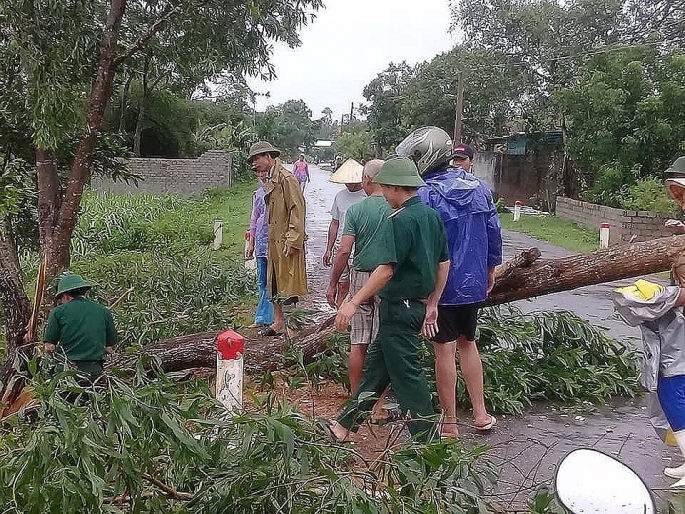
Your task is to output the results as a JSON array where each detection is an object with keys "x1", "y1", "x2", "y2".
[
  {"x1": 248, "y1": 141, "x2": 308, "y2": 337},
  {"x1": 246, "y1": 167, "x2": 274, "y2": 328},
  {"x1": 323, "y1": 159, "x2": 367, "y2": 307},
  {"x1": 43, "y1": 274, "x2": 115, "y2": 379},
  {"x1": 293, "y1": 153, "x2": 310, "y2": 193},
  {"x1": 328, "y1": 157, "x2": 450, "y2": 443},
  {"x1": 326, "y1": 159, "x2": 389, "y2": 393},
  {"x1": 397, "y1": 126, "x2": 502, "y2": 439}
]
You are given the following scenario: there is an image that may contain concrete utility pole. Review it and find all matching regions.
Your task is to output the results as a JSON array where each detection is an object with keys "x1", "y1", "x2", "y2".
[{"x1": 453, "y1": 72, "x2": 464, "y2": 144}]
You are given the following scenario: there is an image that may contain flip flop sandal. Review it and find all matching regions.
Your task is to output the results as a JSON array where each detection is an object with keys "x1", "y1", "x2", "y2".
[
  {"x1": 474, "y1": 415, "x2": 497, "y2": 432},
  {"x1": 314, "y1": 418, "x2": 347, "y2": 443}
]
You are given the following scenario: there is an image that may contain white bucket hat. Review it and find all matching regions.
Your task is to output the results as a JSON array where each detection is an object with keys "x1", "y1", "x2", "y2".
[{"x1": 329, "y1": 159, "x2": 363, "y2": 184}]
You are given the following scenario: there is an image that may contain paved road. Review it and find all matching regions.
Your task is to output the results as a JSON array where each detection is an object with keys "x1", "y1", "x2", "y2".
[{"x1": 300, "y1": 164, "x2": 679, "y2": 507}]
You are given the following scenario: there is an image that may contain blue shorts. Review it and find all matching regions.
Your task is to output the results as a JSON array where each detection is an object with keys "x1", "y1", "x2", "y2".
[{"x1": 658, "y1": 375, "x2": 685, "y2": 431}]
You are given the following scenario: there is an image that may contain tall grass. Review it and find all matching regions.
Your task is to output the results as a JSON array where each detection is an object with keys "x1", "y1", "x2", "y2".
[{"x1": 58, "y1": 183, "x2": 258, "y2": 348}]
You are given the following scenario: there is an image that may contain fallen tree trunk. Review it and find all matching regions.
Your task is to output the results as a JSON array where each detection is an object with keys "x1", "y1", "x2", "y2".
[
  {"x1": 106, "y1": 316, "x2": 336, "y2": 375},
  {"x1": 109, "y1": 234, "x2": 685, "y2": 375},
  {"x1": 486, "y1": 233, "x2": 685, "y2": 305}
]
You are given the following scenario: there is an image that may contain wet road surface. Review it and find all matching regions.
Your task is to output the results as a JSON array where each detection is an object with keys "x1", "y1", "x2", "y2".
[{"x1": 299, "y1": 164, "x2": 680, "y2": 508}]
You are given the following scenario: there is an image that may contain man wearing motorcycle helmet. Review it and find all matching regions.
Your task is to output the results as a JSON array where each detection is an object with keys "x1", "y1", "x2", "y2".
[{"x1": 396, "y1": 126, "x2": 503, "y2": 438}]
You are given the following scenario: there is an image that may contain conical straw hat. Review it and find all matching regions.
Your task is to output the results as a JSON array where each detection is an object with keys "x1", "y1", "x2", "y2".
[{"x1": 329, "y1": 158, "x2": 363, "y2": 184}]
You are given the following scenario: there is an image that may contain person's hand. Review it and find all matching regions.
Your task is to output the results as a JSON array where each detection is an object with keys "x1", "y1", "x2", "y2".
[
  {"x1": 487, "y1": 267, "x2": 496, "y2": 294},
  {"x1": 245, "y1": 238, "x2": 255, "y2": 259},
  {"x1": 105, "y1": 346, "x2": 113, "y2": 355},
  {"x1": 283, "y1": 243, "x2": 292, "y2": 257},
  {"x1": 326, "y1": 284, "x2": 337, "y2": 308},
  {"x1": 335, "y1": 300, "x2": 358, "y2": 331},
  {"x1": 44, "y1": 342, "x2": 56, "y2": 355},
  {"x1": 422, "y1": 303, "x2": 438, "y2": 339},
  {"x1": 665, "y1": 219, "x2": 685, "y2": 234},
  {"x1": 323, "y1": 249, "x2": 332, "y2": 267}
]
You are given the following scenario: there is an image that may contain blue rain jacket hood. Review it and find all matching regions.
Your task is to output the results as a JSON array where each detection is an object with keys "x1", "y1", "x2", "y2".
[{"x1": 418, "y1": 164, "x2": 503, "y2": 305}]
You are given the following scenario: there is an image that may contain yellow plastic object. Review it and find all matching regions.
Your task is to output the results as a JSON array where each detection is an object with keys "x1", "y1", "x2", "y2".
[
  {"x1": 615, "y1": 279, "x2": 664, "y2": 301},
  {"x1": 666, "y1": 428, "x2": 678, "y2": 447}
]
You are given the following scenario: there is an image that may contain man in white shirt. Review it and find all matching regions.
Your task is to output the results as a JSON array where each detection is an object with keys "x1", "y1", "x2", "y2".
[{"x1": 323, "y1": 159, "x2": 367, "y2": 307}]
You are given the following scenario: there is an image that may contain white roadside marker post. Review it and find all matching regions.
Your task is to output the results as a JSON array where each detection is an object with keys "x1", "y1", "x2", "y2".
[
  {"x1": 599, "y1": 222, "x2": 610, "y2": 249},
  {"x1": 216, "y1": 330, "x2": 245, "y2": 415},
  {"x1": 213, "y1": 220, "x2": 223, "y2": 250},
  {"x1": 513, "y1": 200, "x2": 522, "y2": 222}
]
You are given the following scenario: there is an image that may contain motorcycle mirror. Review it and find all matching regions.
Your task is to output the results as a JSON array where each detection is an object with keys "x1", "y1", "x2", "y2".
[{"x1": 556, "y1": 449, "x2": 655, "y2": 514}]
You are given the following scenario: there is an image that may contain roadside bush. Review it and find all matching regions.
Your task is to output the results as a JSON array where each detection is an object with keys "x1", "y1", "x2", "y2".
[
  {"x1": 0, "y1": 363, "x2": 496, "y2": 513},
  {"x1": 474, "y1": 306, "x2": 639, "y2": 414},
  {"x1": 582, "y1": 162, "x2": 677, "y2": 215},
  {"x1": 621, "y1": 177, "x2": 678, "y2": 215}
]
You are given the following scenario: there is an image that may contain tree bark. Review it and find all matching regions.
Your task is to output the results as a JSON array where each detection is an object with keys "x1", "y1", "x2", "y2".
[
  {"x1": 52, "y1": 0, "x2": 128, "y2": 276},
  {"x1": 0, "y1": 216, "x2": 32, "y2": 405},
  {"x1": 107, "y1": 316, "x2": 337, "y2": 375}
]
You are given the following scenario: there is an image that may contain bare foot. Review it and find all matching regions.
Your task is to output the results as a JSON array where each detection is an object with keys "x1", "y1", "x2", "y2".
[
  {"x1": 474, "y1": 414, "x2": 496, "y2": 432},
  {"x1": 440, "y1": 416, "x2": 460, "y2": 439},
  {"x1": 330, "y1": 421, "x2": 350, "y2": 441}
]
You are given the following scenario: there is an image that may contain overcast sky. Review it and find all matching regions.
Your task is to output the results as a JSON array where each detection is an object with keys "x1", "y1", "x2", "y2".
[{"x1": 247, "y1": 0, "x2": 458, "y2": 122}]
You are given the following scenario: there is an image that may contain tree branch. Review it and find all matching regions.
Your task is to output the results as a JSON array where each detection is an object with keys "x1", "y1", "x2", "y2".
[
  {"x1": 114, "y1": 3, "x2": 184, "y2": 67},
  {"x1": 141, "y1": 472, "x2": 194, "y2": 500}
]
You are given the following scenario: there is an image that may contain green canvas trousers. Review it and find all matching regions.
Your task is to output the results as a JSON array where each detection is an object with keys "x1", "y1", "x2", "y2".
[{"x1": 337, "y1": 298, "x2": 436, "y2": 441}]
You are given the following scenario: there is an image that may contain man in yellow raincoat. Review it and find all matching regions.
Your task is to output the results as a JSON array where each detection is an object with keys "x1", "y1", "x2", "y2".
[{"x1": 248, "y1": 141, "x2": 308, "y2": 336}]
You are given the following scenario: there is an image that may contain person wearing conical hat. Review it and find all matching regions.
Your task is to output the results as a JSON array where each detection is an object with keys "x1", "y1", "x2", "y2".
[
  {"x1": 43, "y1": 274, "x2": 116, "y2": 378},
  {"x1": 322, "y1": 158, "x2": 367, "y2": 307},
  {"x1": 248, "y1": 141, "x2": 308, "y2": 336},
  {"x1": 328, "y1": 158, "x2": 450, "y2": 442}
]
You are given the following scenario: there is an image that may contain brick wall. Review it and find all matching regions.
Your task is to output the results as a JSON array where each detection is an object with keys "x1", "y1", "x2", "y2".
[
  {"x1": 91, "y1": 150, "x2": 233, "y2": 195},
  {"x1": 555, "y1": 197, "x2": 672, "y2": 245}
]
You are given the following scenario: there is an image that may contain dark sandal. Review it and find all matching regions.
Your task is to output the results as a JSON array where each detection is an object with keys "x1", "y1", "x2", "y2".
[{"x1": 258, "y1": 327, "x2": 283, "y2": 337}]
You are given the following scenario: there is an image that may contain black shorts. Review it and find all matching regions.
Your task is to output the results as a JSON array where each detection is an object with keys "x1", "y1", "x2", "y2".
[{"x1": 433, "y1": 304, "x2": 479, "y2": 343}]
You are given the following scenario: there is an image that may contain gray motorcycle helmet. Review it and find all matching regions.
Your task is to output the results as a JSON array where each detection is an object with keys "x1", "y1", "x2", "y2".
[{"x1": 395, "y1": 126, "x2": 453, "y2": 176}]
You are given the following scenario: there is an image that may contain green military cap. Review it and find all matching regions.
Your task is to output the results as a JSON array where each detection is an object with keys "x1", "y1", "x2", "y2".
[
  {"x1": 665, "y1": 156, "x2": 685, "y2": 177},
  {"x1": 247, "y1": 141, "x2": 281, "y2": 160},
  {"x1": 56, "y1": 274, "x2": 91, "y2": 297},
  {"x1": 373, "y1": 157, "x2": 427, "y2": 188}
]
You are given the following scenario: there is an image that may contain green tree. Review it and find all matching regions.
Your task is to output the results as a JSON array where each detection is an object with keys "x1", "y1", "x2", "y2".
[
  {"x1": 255, "y1": 99, "x2": 314, "y2": 159},
  {"x1": 361, "y1": 62, "x2": 415, "y2": 153},
  {"x1": 335, "y1": 129, "x2": 374, "y2": 162},
  {"x1": 400, "y1": 47, "x2": 528, "y2": 142},
  {"x1": 553, "y1": 46, "x2": 685, "y2": 198}
]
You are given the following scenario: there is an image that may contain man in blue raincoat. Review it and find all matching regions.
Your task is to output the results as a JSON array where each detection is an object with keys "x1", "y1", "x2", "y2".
[{"x1": 396, "y1": 127, "x2": 503, "y2": 438}]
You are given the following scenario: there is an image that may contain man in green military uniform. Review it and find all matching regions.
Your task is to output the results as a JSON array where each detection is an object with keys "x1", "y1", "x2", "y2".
[
  {"x1": 329, "y1": 158, "x2": 451, "y2": 442},
  {"x1": 44, "y1": 274, "x2": 116, "y2": 377}
]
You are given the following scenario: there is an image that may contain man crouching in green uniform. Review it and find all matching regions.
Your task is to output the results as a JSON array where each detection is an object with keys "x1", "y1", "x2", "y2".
[
  {"x1": 329, "y1": 158, "x2": 451, "y2": 442},
  {"x1": 44, "y1": 274, "x2": 116, "y2": 378}
]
